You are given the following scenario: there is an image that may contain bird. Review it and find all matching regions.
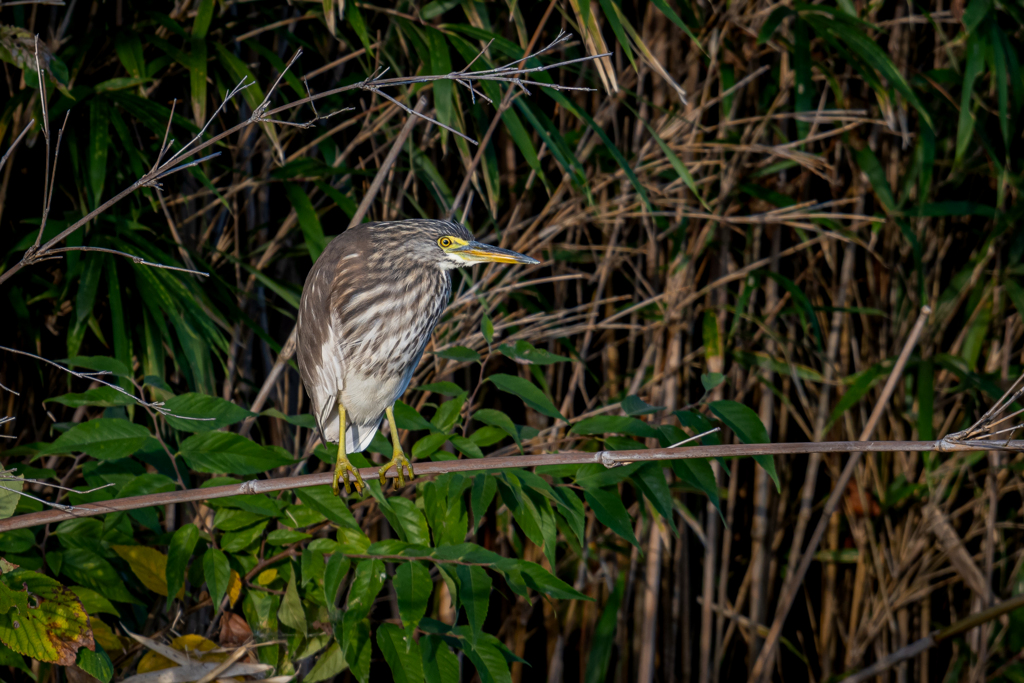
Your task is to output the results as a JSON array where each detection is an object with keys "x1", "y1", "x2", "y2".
[{"x1": 296, "y1": 219, "x2": 539, "y2": 496}]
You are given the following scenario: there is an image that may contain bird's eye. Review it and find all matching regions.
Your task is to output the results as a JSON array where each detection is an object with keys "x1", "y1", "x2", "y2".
[{"x1": 439, "y1": 237, "x2": 453, "y2": 248}]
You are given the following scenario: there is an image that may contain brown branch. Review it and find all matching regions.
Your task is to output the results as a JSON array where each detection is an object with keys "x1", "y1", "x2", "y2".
[{"x1": 0, "y1": 438, "x2": 1019, "y2": 533}]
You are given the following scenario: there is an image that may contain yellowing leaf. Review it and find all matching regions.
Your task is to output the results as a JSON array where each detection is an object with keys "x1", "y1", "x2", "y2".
[
  {"x1": 173, "y1": 634, "x2": 221, "y2": 656},
  {"x1": 112, "y1": 545, "x2": 183, "y2": 599},
  {"x1": 91, "y1": 620, "x2": 124, "y2": 654},
  {"x1": 256, "y1": 569, "x2": 278, "y2": 586},
  {"x1": 137, "y1": 650, "x2": 175, "y2": 675},
  {"x1": 227, "y1": 570, "x2": 242, "y2": 608},
  {"x1": 0, "y1": 571, "x2": 94, "y2": 666},
  {"x1": 137, "y1": 634, "x2": 223, "y2": 674}
]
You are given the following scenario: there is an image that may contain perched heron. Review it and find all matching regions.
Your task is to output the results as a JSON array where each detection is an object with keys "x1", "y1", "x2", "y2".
[{"x1": 296, "y1": 219, "x2": 538, "y2": 496}]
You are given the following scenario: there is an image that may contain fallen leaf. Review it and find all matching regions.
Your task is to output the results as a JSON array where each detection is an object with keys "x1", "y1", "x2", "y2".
[
  {"x1": 218, "y1": 612, "x2": 252, "y2": 648},
  {"x1": 136, "y1": 634, "x2": 225, "y2": 675}
]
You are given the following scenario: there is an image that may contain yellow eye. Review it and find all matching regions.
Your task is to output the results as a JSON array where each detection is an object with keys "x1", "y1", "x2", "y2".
[{"x1": 439, "y1": 237, "x2": 453, "y2": 248}]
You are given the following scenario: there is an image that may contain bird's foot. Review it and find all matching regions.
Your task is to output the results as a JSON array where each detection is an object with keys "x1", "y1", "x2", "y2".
[
  {"x1": 378, "y1": 451, "x2": 414, "y2": 490},
  {"x1": 332, "y1": 454, "x2": 365, "y2": 496}
]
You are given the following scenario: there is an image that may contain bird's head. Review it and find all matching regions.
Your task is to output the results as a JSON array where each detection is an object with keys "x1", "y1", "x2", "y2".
[{"x1": 372, "y1": 220, "x2": 539, "y2": 270}]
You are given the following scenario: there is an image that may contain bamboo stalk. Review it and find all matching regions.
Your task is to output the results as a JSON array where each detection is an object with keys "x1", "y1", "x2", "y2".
[{"x1": 2, "y1": 437, "x2": 1019, "y2": 532}]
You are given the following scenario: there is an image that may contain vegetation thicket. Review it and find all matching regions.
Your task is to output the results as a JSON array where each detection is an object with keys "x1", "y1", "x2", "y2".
[{"x1": 0, "y1": 0, "x2": 1021, "y2": 682}]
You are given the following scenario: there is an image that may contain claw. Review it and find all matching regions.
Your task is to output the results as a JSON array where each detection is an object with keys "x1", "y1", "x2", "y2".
[
  {"x1": 333, "y1": 454, "x2": 364, "y2": 497},
  {"x1": 332, "y1": 402, "x2": 364, "y2": 497},
  {"x1": 378, "y1": 451, "x2": 414, "y2": 490}
]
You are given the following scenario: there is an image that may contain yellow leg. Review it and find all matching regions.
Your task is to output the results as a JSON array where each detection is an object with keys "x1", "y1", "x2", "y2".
[
  {"x1": 378, "y1": 405, "x2": 414, "y2": 489},
  {"x1": 332, "y1": 402, "x2": 364, "y2": 496}
]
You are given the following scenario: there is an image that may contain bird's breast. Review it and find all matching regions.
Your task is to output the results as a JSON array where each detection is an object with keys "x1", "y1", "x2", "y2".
[{"x1": 334, "y1": 270, "x2": 451, "y2": 423}]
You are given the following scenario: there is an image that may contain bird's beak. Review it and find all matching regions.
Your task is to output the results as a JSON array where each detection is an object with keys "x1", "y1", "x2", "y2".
[{"x1": 451, "y1": 241, "x2": 539, "y2": 265}]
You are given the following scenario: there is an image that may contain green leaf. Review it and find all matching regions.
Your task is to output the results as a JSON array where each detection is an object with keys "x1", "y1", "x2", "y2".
[
  {"x1": 584, "y1": 488, "x2": 640, "y2": 550},
  {"x1": 597, "y1": 0, "x2": 637, "y2": 72},
  {"x1": 450, "y1": 435, "x2": 484, "y2": 459},
  {"x1": 638, "y1": 118, "x2": 710, "y2": 210},
  {"x1": 701, "y1": 372, "x2": 726, "y2": 393},
  {"x1": 304, "y1": 641, "x2": 347, "y2": 683},
  {"x1": 394, "y1": 561, "x2": 432, "y2": 641},
  {"x1": 584, "y1": 570, "x2": 624, "y2": 683},
  {"x1": 221, "y1": 522, "x2": 267, "y2": 552},
  {"x1": 757, "y1": 6, "x2": 793, "y2": 44},
  {"x1": 203, "y1": 548, "x2": 231, "y2": 609},
  {"x1": 620, "y1": 395, "x2": 664, "y2": 416},
  {"x1": 179, "y1": 432, "x2": 293, "y2": 474},
  {"x1": 345, "y1": 559, "x2": 386, "y2": 623},
  {"x1": 166, "y1": 523, "x2": 199, "y2": 608},
  {"x1": 76, "y1": 644, "x2": 113, "y2": 683},
  {"x1": 631, "y1": 463, "x2": 678, "y2": 535},
  {"x1": 673, "y1": 458, "x2": 721, "y2": 512},
  {"x1": 323, "y1": 553, "x2": 350, "y2": 607},
  {"x1": 703, "y1": 311, "x2": 722, "y2": 363},
  {"x1": 709, "y1": 401, "x2": 769, "y2": 443},
  {"x1": 267, "y1": 530, "x2": 311, "y2": 546},
  {"x1": 342, "y1": 560, "x2": 386, "y2": 666},
  {"x1": 504, "y1": 559, "x2": 587, "y2": 600},
  {"x1": 855, "y1": 147, "x2": 896, "y2": 214},
  {"x1": 345, "y1": 4, "x2": 373, "y2": 55},
  {"x1": 394, "y1": 400, "x2": 438, "y2": 433},
  {"x1": 377, "y1": 622, "x2": 424, "y2": 683},
  {"x1": 388, "y1": 497, "x2": 431, "y2": 546},
  {"x1": 462, "y1": 639, "x2": 512, "y2": 683},
  {"x1": 412, "y1": 432, "x2": 451, "y2": 461},
  {"x1": 415, "y1": 382, "x2": 466, "y2": 396},
  {"x1": 163, "y1": 393, "x2": 254, "y2": 432},
  {"x1": 295, "y1": 486, "x2": 360, "y2": 531},
  {"x1": 0, "y1": 571, "x2": 93, "y2": 666},
  {"x1": 68, "y1": 587, "x2": 119, "y2": 617},
  {"x1": 709, "y1": 400, "x2": 778, "y2": 491},
  {"x1": 284, "y1": 182, "x2": 327, "y2": 261},
  {"x1": 481, "y1": 315, "x2": 494, "y2": 345},
  {"x1": 278, "y1": 569, "x2": 307, "y2": 636},
  {"x1": 828, "y1": 364, "x2": 886, "y2": 428},
  {"x1": 59, "y1": 548, "x2": 137, "y2": 604},
  {"x1": 496, "y1": 340, "x2": 570, "y2": 365},
  {"x1": 213, "y1": 508, "x2": 263, "y2": 532},
  {"x1": 44, "y1": 419, "x2": 149, "y2": 461},
  {"x1": 955, "y1": 33, "x2": 985, "y2": 165},
  {"x1": 471, "y1": 474, "x2": 498, "y2": 533},
  {"x1": 434, "y1": 346, "x2": 481, "y2": 362},
  {"x1": 457, "y1": 564, "x2": 491, "y2": 640},
  {"x1": 472, "y1": 410, "x2": 520, "y2": 447},
  {"x1": 487, "y1": 374, "x2": 564, "y2": 421},
  {"x1": 0, "y1": 475, "x2": 22, "y2": 521},
  {"x1": 431, "y1": 395, "x2": 466, "y2": 432},
  {"x1": 45, "y1": 387, "x2": 135, "y2": 409},
  {"x1": 88, "y1": 98, "x2": 111, "y2": 208},
  {"x1": 570, "y1": 415, "x2": 660, "y2": 439},
  {"x1": 192, "y1": 0, "x2": 214, "y2": 37},
  {"x1": 422, "y1": 635, "x2": 460, "y2": 683}
]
